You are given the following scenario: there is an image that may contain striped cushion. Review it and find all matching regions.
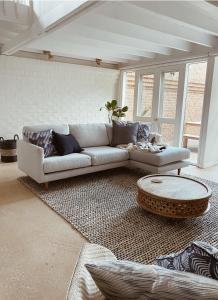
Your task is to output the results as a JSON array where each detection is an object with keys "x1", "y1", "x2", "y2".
[
  {"x1": 67, "y1": 244, "x2": 116, "y2": 300},
  {"x1": 23, "y1": 129, "x2": 56, "y2": 157},
  {"x1": 86, "y1": 261, "x2": 218, "y2": 300},
  {"x1": 155, "y1": 241, "x2": 218, "y2": 280}
]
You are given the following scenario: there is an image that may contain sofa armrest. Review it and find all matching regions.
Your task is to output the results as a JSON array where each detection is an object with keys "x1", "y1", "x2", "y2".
[{"x1": 17, "y1": 140, "x2": 45, "y2": 183}]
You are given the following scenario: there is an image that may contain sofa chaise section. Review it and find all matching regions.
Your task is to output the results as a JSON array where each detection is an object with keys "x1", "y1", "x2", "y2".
[
  {"x1": 129, "y1": 146, "x2": 190, "y2": 166},
  {"x1": 129, "y1": 146, "x2": 190, "y2": 174}
]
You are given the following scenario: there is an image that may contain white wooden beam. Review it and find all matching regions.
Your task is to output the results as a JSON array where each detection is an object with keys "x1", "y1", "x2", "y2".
[
  {"x1": 77, "y1": 13, "x2": 191, "y2": 52},
  {"x1": 23, "y1": 47, "x2": 128, "y2": 64},
  {"x1": 48, "y1": 32, "x2": 156, "y2": 58},
  {"x1": 61, "y1": 23, "x2": 171, "y2": 55},
  {"x1": 132, "y1": 1, "x2": 218, "y2": 36},
  {"x1": 96, "y1": 2, "x2": 217, "y2": 48},
  {"x1": 14, "y1": 50, "x2": 119, "y2": 69},
  {"x1": 119, "y1": 49, "x2": 213, "y2": 70},
  {"x1": 26, "y1": 37, "x2": 143, "y2": 61}
]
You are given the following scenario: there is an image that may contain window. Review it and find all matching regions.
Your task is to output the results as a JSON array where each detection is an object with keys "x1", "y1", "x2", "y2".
[
  {"x1": 121, "y1": 60, "x2": 207, "y2": 161},
  {"x1": 161, "y1": 71, "x2": 179, "y2": 119},
  {"x1": 138, "y1": 74, "x2": 154, "y2": 118},
  {"x1": 122, "y1": 71, "x2": 135, "y2": 121}
]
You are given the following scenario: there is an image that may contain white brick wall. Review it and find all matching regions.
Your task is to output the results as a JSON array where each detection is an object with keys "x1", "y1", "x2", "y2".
[{"x1": 0, "y1": 56, "x2": 120, "y2": 139}]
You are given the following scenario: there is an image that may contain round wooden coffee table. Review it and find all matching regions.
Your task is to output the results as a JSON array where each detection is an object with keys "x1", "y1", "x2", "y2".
[{"x1": 137, "y1": 175, "x2": 212, "y2": 218}]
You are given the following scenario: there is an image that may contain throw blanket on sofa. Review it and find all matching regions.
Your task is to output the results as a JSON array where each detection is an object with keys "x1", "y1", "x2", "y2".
[{"x1": 117, "y1": 142, "x2": 167, "y2": 154}]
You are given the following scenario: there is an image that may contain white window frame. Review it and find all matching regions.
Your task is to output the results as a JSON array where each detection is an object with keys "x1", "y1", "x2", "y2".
[
  {"x1": 133, "y1": 64, "x2": 187, "y2": 146},
  {"x1": 120, "y1": 58, "x2": 208, "y2": 167}
]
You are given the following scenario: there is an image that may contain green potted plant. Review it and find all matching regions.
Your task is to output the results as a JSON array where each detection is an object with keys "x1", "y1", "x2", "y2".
[{"x1": 100, "y1": 100, "x2": 128, "y2": 123}]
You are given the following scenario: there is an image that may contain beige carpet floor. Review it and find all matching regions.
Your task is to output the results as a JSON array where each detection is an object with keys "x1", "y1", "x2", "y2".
[{"x1": 0, "y1": 162, "x2": 86, "y2": 300}]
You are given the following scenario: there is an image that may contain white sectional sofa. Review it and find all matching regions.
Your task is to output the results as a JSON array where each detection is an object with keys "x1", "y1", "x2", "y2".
[{"x1": 17, "y1": 123, "x2": 190, "y2": 186}]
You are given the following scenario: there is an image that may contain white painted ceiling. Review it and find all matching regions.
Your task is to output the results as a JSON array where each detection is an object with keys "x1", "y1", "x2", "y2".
[{"x1": 1, "y1": 1, "x2": 218, "y2": 67}]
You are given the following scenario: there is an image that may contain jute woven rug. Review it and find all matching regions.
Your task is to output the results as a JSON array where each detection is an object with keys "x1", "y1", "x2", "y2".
[{"x1": 19, "y1": 168, "x2": 218, "y2": 263}]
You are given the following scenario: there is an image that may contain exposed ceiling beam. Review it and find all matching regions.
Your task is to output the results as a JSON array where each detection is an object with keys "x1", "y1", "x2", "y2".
[
  {"x1": 14, "y1": 50, "x2": 119, "y2": 68},
  {"x1": 96, "y1": 2, "x2": 217, "y2": 48},
  {"x1": 23, "y1": 47, "x2": 129, "y2": 64},
  {"x1": 77, "y1": 13, "x2": 191, "y2": 52},
  {"x1": 61, "y1": 23, "x2": 171, "y2": 55},
  {"x1": 47, "y1": 32, "x2": 156, "y2": 58},
  {"x1": 26, "y1": 36, "x2": 144, "y2": 62},
  {"x1": 132, "y1": 1, "x2": 218, "y2": 36},
  {"x1": 119, "y1": 46, "x2": 216, "y2": 70}
]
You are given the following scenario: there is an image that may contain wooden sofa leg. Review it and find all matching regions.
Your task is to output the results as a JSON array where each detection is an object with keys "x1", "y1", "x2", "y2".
[
  {"x1": 178, "y1": 168, "x2": 181, "y2": 176},
  {"x1": 44, "y1": 182, "x2": 49, "y2": 190}
]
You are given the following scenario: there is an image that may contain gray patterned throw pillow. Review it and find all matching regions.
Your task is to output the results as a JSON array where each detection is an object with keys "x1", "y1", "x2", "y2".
[
  {"x1": 23, "y1": 129, "x2": 56, "y2": 157},
  {"x1": 155, "y1": 241, "x2": 218, "y2": 280},
  {"x1": 86, "y1": 261, "x2": 218, "y2": 300},
  {"x1": 137, "y1": 122, "x2": 151, "y2": 142}
]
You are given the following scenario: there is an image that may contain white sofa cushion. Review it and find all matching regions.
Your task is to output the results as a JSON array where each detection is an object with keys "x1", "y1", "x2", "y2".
[
  {"x1": 82, "y1": 146, "x2": 129, "y2": 166},
  {"x1": 43, "y1": 153, "x2": 91, "y2": 173},
  {"x1": 23, "y1": 124, "x2": 69, "y2": 141},
  {"x1": 69, "y1": 124, "x2": 109, "y2": 148},
  {"x1": 129, "y1": 146, "x2": 190, "y2": 167}
]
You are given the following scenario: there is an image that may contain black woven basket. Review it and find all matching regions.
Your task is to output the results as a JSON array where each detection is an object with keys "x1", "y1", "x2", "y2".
[{"x1": 0, "y1": 134, "x2": 19, "y2": 163}]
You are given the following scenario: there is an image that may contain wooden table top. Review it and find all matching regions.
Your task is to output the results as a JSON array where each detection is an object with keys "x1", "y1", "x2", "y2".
[{"x1": 137, "y1": 174, "x2": 211, "y2": 201}]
